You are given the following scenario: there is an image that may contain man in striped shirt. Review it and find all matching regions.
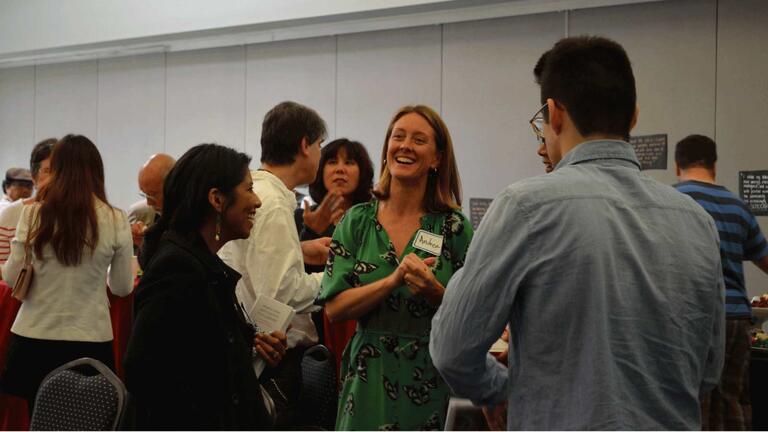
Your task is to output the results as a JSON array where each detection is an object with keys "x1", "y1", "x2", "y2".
[
  {"x1": 674, "y1": 134, "x2": 768, "y2": 430},
  {"x1": 0, "y1": 139, "x2": 55, "y2": 266}
]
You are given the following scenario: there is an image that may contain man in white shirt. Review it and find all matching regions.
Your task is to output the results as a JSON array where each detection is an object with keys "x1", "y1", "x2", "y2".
[
  {"x1": 0, "y1": 168, "x2": 34, "y2": 213},
  {"x1": 219, "y1": 101, "x2": 330, "y2": 428}
]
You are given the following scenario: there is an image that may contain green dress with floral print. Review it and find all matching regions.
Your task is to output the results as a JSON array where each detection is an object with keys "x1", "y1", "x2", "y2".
[{"x1": 319, "y1": 201, "x2": 473, "y2": 431}]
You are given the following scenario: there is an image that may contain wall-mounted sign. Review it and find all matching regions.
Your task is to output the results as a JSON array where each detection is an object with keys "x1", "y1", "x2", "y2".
[
  {"x1": 629, "y1": 134, "x2": 668, "y2": 170},
  {"x1": 469, "y1": 198, "x2": 493, "y2": 230},
  {"x1": 739, "y1": 170, "x2": 768, "y2": 216}
]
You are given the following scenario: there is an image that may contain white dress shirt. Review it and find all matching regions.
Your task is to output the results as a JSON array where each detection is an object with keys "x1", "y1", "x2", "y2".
[
  {"x1": 219, "y1": 170, "x2": 322, "y2": 348},
  {"x1": 3, "y1": 200, "x2": 134, "y2": 342}
]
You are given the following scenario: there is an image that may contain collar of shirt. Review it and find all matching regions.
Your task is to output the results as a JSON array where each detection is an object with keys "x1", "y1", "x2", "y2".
[
  {"x1": 555, "y1": 139, "x2": 641, "y2": 171},
  {"x1": 252, "y1": 169, "x2": 296, "y2": 209}
]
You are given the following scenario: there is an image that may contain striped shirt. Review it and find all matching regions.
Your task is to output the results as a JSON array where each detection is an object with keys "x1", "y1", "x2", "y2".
[
  {"x1": 0, "y1": 199, "x2": 24, "y2": 264},
  {"x1": 675, "y1": 180, "x2": 768, "y2": 318}
]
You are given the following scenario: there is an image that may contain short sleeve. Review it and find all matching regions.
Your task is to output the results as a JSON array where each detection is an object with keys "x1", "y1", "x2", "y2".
[
  {"x1": 318, "y1": 207, "x2": 362, "y2": 302},
  {"x1": 744, "y1": 213, "x2": 768, "y2": 261}
]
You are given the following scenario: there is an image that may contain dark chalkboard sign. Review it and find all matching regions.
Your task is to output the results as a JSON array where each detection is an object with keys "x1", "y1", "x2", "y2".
[
  {"x1": 739, "y1": 170, "x2": 768, "y2": 216},
  {"x1": 629, "y1": 134, "x2": 668, "y2": 170},
  {"x1": 469, "y1": 198, "x2": 493, "y2": 230}
]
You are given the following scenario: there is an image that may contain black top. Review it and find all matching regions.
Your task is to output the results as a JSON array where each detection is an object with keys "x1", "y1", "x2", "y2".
[
  {"x1": 124, "y1": 230, "x2": 270, "y2": 430},
  {"x1": 294, "y1": 206, "x2": 335, "y2": 274}
]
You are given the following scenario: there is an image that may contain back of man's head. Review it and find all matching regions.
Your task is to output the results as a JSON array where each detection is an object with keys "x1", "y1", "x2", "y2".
[
  {"x1": 260, "y1": 101, "x2": 327, "y2": 166},
  {"x1": 675, "y1": 134, "x2": 717, "y2": 171},
  {"x1": 30, "y1": 138, "x2": 56, "y2": 180},
  {"x1": 139, "y1": 154, "x2": 175, "y2": 181},
  {"x1": 534, "y1": 36, "x2": 636, "y2": 140}
]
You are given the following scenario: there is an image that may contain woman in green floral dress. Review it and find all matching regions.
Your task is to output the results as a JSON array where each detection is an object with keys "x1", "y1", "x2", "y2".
[{"x1": 319, "y1": 105, "x2": 473, "y2": 431}]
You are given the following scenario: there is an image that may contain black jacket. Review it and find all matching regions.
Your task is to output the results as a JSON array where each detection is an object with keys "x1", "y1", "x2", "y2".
[{"x1": 124, "y1": 230, "x2": 270, "y2": 430}]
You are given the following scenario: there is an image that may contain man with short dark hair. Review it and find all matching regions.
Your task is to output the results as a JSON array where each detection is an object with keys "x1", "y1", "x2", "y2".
[
  {"x1": 431, "y1": 36, "x2": 725, "y2": 430},
  {"x1": 674, "y1": 133, "x2": 768, "y2": 430},
  {"x1": 0, "y1": 168, "x2": 34, "y2": 212},
  {"x1": 219, "y1": 101, "x2": 331, "y2": 428}
]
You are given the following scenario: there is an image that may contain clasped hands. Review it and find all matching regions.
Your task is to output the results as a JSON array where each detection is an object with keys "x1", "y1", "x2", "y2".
[
  {"x1": 253, "y1": 330, "x2": 288, "y2": 367},
  {"x1": 392, "y1": 253, "x2": 444, "y2": 305}
]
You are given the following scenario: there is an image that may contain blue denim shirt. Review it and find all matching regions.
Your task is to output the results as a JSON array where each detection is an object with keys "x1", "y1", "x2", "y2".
[{"x1": 431, "y1": 140, "x2": 725, "y2": 430}]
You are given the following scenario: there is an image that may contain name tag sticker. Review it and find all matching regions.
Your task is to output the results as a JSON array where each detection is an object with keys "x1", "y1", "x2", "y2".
[{"x1": 412, "y1": 230, "x2": 444, "y2": 256}]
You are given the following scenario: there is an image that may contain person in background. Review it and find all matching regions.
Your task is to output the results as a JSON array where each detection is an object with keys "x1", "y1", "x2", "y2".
[
  {"x1": 0, "y1": 139, "x2": 55, "y2": 266},
  {"x1": 295, "y1": 138, "x2": 374, "y2": 371},
  {"x1": 124, "y1": 143, "x2": 281, "y2": 429},
  {"x1": 320, "y1": 105, "x2": 472, "y2": 430},
  {"x1": 128, "y1": 153, "x2": 175, "y2": 255},
  {"x1": 430, "y1": 36, "x2": 725, "y2": 430},
  {"x1": 0, "y1": 135, "x2": 134, "y2": 413},
  {"x1": 674, "y1": 134, "x2": 768, "y2": 430},
  {"x1": 218, "y1": 101, "x2": 332, "y2": 428},
  {"x1": 0, "y1": 168, "x2": 34, "y2": 213}
]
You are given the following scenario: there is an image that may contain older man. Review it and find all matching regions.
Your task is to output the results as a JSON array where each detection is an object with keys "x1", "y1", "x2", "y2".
[
  {"x1": 0, "y1": 168, "x2": 33, "y2": 213},
  {"x1": 0, "y1": 139, "x2": 56, "y2": 266},
  {"x1": 128, "y1": 153, "x2": 175, "y2": 250}
]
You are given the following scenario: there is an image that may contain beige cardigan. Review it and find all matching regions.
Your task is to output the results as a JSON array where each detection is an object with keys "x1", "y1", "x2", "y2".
[{"x1": 3, "y1": 201, "x2": 133, "y2": 342}]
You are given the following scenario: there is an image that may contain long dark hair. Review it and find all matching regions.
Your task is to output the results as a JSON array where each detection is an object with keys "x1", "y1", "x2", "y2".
[
  {"x1": 308, "y1": 138, "x2": 374, "y2": 205},
  {"x1": 142, "y1": 144, "x2": 251, "y2": 264},
  {"x1": 32, "y1": 134, "x2": 110, "y2": 265}
]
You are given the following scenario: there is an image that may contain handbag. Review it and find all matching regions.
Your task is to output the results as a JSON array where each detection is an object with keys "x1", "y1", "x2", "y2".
[{"x1": 11, "y1": 207, "x2": 36, "y2": 301}]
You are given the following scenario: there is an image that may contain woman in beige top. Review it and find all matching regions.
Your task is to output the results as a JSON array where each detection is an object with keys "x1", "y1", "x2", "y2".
[{"x1": 0, "y1": 134, "x2": 133, "y2": 413}]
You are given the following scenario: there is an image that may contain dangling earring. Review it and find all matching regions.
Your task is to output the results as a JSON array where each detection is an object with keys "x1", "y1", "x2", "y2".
[
  {"x1": 430, "y1": 167, "x2": 438, "y2": 176},
  {"x1": 215, "y1": 213, "x2": 222, "y2": 242}
]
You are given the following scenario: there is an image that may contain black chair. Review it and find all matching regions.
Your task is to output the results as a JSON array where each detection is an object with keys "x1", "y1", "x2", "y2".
[
  {"x1": 299, "y1": 344, "x2": 338, "y2": 430},
  {"x1": 30, "y1": 357, "x2": 128, "y2": 431}
]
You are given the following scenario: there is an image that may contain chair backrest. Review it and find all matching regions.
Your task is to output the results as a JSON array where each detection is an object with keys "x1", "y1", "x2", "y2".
[
  {"x1": 300, "y1": 344, "x2": 338, "y2": 430},
  {"x1": 30, "y1": 357, "x2": 128, "y2": 431}
]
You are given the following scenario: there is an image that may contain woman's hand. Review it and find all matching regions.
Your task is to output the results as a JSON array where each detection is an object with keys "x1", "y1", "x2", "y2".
[
  {"x1": 254, "y1": 330, "x2": 288, "y2": 367},
  {"x1": 399, "y1": 253, "x2": 444, "y2": 306},
  {"x1": 303, "y1": 191, "x2": 348, "y2": 234}
]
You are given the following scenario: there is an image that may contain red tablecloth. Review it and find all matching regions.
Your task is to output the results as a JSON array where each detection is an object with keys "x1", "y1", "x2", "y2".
[
  {"x1": 0, "y1": 280, "x2": 135, "y2": 430},
  {"x1": 0, "y1": 281, "x2": 27, "y2": 431},
  {"x1": 323, "y1": 311, "x2": 356, "y2": 384}
]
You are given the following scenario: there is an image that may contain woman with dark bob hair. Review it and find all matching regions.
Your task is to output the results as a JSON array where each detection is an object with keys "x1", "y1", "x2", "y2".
[
  {"x1": 295, "y1": 138, "x2": 374, "y2": 372},
  {"x1": 124, "y1": 143, "x2": 284, "y2": 430},
  {"x1": 298, "y1": 138, "x2": 374, "y2": 270}
]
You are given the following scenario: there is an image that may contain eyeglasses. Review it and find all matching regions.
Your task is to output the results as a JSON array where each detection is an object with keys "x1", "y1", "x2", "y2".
[
  {"x1": 529, "y1": 103, "x2": 548, "y2": 145},
  {"x1": 139, "y1": 191, "x2": 158, "y2": 201}
]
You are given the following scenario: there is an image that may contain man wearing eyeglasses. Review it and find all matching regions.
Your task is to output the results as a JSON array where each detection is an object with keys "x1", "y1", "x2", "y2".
[
  {"x1": 128, "y1": 153, "x2": 175, "y2": 251},
  {"x1": 431, "y1": 36, "x2": 725, "y2": 430}
]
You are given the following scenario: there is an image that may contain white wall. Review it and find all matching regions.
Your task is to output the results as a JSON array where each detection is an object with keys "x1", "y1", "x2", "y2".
[
  {"x1": 715, "y1": 0, "x2": 768, "y2": 299},
  {"x1": 0, "y1": 0, "x2": 766, "y2": 295},
  {"x1": 0, "y1": 0, "x2": 450, "y2": 56}
]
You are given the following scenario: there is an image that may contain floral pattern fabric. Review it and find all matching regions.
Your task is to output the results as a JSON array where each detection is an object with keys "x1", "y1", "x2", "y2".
[{"x1": 319, "y1": 201, "x2": 472, "y2": 430}]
